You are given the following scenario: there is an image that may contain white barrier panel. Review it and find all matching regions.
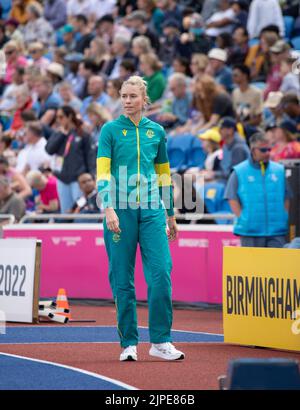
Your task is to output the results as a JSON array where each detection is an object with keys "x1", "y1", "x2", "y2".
[{"x1": 0, "y1": 239, "x2": 41, "y2": 323}]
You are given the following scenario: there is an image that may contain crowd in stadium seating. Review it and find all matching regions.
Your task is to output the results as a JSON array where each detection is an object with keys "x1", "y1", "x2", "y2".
[{"x1": 0, "y1": 0, "x2": 299, "y2": 225}]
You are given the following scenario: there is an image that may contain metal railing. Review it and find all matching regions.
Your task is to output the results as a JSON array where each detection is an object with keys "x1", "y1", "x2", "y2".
[
  {"x1": 19, "y1": 212, "x2": 234, "y2": 224},
  {"x1": 0, "y1": 214, "x2": 16, "y2": 224}
]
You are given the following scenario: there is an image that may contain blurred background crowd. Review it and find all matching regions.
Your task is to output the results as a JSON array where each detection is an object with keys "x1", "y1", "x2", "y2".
[{"x1": 0, "y1": 0, "x2": 299, "y2": 230}]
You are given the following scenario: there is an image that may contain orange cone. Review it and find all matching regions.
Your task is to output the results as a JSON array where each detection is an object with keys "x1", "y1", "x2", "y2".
[{"x1": 56, "y1": 288, "x2": 71, "y2": 320}]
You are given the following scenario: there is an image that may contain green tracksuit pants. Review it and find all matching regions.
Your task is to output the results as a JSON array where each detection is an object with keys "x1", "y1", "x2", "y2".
[{"x1": 104, "y1": 207, "x2": 173, "y2": 348}]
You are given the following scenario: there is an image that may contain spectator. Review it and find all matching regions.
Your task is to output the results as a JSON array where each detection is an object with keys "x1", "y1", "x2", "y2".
[
  {"x1": 127, "y1": 10, "x2": 159, "y2": 51},
  {"x1": 217, "y1": 116, "x2": 250, "y2": 182},
  {"x1": 263, "y1": 91, "x2": 283, "y2": 129},
  {"x1": 245, "y1": 29, "x2": 279, "y2": 81},
  {"x1": 231, "y1": 0, "x2": 248, "y2": 29},
  {"x1": 174, "y1": 74, "x2": 235, "y2": 136},
  {"x1": 0, "y1": 134, "x2": 16, "y2": 167},
  {"x1": 215, "y1": 32, "x2": 233, "y2": 51},
  {"x1": 105, "y1": 35, "x2": 136, "y2": 79},
  {"x1": 80, "y1": 75, "x2": 110, "y2": 119},
  {"x1": 280, "y1": 56, "x2": 300, "y2": 97},
  {"x1": 172, "y1": 56, "x2": 192, "y2": 77},
  {"x1": 85, "y1": 102, "x2": 112, "y2": 145},
  {"x1": 84, "y1": 37, "x2": 110, "y2": 73},
  {"x1": 139, "y1": 52, "x2": 166, "y2": 103},
  {"x1": 206, "y1": 48, "x2": 233, "y2": 93},
  {"x1": 227, "y1": 26, "x2": 249, "y2": 66},
  {"x1": 105, "y1": 78, "x2": 123, "y2": 119},
  {"x1": 45, "y1": 106, "x2": 95, "y2": 213},
  {"x1": 95, "y1": 14, "x2": 131, "y2": 48},
  {"x1": 0, "y1": 155, "x2": 31, "y2": 199},
  {"x1": 16, "y1": 121, "x2": 52, "y2": 174},
  {"x1": 46, "y1": 62, "x2": 65, "y2": 93},
  {"x1": 44, "y1": 0, "x2": 67, "y2": 30},
  {"x1": 28, "y1": 42, "x2": 50, "y2": 73},
  {"x1": 3, "y1": 40, "x2": 27, "y2": 85},
  {"x1": 64, "y1": 53, "x2": 85, "y2": 98},
  {"x1": 155, "y1": 73, "x2": 192, "y2": 129},
  {"x1": 73, "y1": 14, "x2": 94, "y2": 54},
  {"x1": 0, "y1": 175, "x2": 25, "y2": 222},
  {"x1": 11, "y1": 84, "x2": 33, "y2": 131},
  {"x1": 205, "y1": 0, "x2": 236, "y2": 38},
  {"x1": 225, "y1": 132, "x2": 290, "y2": 247},
  {"x1": 179, "y1": 12, "x2": 211, "y2": 57},
  {"x1": 53, "y1": 46, "x2": 68, "y2": 66},
  {"x1": 189, "y1": 53, "x2": 209, "y2": 82},
  {"x1": 247, "y1": 0, "x2": 284, "y2": 39},
  {"x1": 200, "y1": 0, "x2": 220, "y2": 22},
  {"x1": 158, "y1": 19, "x2": 182, "y2": 68},
  {"x1": 0, "y1": 66, "x2": 25, "y2": 114},
  {"x1": 78, "y1": 58, "x2": 100, "y2": 99},
  {"x1": 186, "y1": 129, "x2": 222, "y2": 181},
  {"x1": 0, "y1": 23, "x2": 9, "y2": 49},
  {"x1": 61, "y1": 24, "x2": 77, "y2": 53},
  {"x1": 67, "y1": 0, "x2": 96, "y2": 22},
  {"x1": 26, "y1": 169, "x2": 59, "y2": 213},
  {"x1": 131, "y1": 35, "x2": 153, "y2": 58},
  {"x1": 33, "y1": 75, "x2": 60, "y2": 125},
  {"x1": 280, "y1": 93, "x2": 300, "y2": 129},
  {"x1": 70, "y1": 172, "x2": 100, "y2": 216},
  {"x1": 119, "y1": 59, "x2": 137, "y2": 81},
  {"x1": 263, "y1": 40, "x2": 290, "y2": 100},
  {"x1": 137, "y1": 0, "x2": 165, "y2": 36},
  {"x1": 232, "y1": 64, "x2": 263, "y2": 127},
  {"x1": 22, "y1": 1, "x2": 55, "y2": 48},
  {"x1": 4, "y1": 18, "x2": 23, "y2": 45},
  {"x1": 58, "y1": 81, "x2": 82, "y2": 112},
  {"x1": 270, "y1": 119, "x2": 300, "y2": 161},
  {"x1": 9, "y1": 0, "x2": 31, "y2": 25}
]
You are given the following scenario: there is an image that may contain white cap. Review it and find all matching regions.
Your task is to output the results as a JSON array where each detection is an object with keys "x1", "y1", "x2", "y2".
[{"x1": 208, "y1": 48, "x2": 227, "y2": 62}]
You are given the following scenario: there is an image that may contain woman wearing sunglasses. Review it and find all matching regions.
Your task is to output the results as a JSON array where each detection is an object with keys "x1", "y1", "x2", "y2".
[{"x1": 224, "y1": 131, "x2": 291, "y2": 248}]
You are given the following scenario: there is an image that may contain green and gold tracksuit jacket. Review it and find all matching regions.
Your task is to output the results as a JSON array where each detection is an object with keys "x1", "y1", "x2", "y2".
[{"x1": 96, "y1": 114, "x2": 174, "y2": 216}]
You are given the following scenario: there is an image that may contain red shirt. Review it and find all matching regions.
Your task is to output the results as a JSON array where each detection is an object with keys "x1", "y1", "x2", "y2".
[
  {"x1": 40, "y1": 176, "x2": 59, "y2": 206},
  {"x1": 11, "y1": 98, "x2": 33, "y2": 131}
]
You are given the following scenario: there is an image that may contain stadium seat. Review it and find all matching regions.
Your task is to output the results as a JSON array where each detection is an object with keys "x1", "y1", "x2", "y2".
[
  {"x1": 167, "y1": 134, "x2": 194, "y2": 171},
  {"x1": 187, "y1": 136, "x2": 207, "y2": 169},
  {"x1": 251, "y1": 82, "x2": 266, "y2": 90},
  {"x1": 203, "y1": 182, "x2": 226, "y2": 214},
  {"x1": 219, "y1": 359, "x2": 300, "y2": 390},
  {"x1": 291, "y1": 36, "x2": 300, "y2": 50},
  {"x1": 284, "y1": 16, "x2": 295, "y2": 39}
]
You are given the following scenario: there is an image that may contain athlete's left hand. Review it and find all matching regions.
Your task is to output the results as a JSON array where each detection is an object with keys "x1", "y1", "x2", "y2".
[{"x1": 167, "y1": 216, "x2": 178, "y2": 242}]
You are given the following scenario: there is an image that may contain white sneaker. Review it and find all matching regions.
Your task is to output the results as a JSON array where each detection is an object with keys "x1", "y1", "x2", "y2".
[
  {"x1": 120, "y1": 345, "x2": 137, "y2": 361},
  {"x1": 149, "y1": 342, "x2": 185, "y2": 361}
]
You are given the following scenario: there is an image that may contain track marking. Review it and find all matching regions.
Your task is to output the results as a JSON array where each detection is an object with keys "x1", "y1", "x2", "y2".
[{"x1": 0, "y1": 352, "x2": 138, "y2": 390}]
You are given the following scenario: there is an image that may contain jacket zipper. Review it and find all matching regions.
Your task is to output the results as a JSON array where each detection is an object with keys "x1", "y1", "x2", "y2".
[
  {"x1": 136, "y1": 126, "x2": 140, "y2": 203},
  {"x1": 260, "y1": 161, "x2": 268, "y2": 235}
]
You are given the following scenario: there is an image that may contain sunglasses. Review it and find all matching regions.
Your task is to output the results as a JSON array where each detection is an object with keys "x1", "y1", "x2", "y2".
[
  {"x1": 256, "y1": 147, "x2": 272, "y2": 153},
  {"x1": 5, "y1": 49, "x2": 15, "y2": 55}
]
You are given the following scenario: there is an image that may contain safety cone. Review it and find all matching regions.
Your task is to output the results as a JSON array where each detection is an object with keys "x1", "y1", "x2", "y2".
[{"x1": 56, "y1": 288, "x2": 71, "y2": 320}]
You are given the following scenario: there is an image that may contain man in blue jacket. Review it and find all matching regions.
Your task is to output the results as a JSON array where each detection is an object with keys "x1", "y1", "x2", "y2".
[{"x1": 224, "y1": 131, "x2": 291, "y2": 247}]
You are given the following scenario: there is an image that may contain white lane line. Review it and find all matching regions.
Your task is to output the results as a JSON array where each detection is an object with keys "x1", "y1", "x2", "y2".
[{"x1": 0, "y1": 352, "x2": 138, "y2": 390}]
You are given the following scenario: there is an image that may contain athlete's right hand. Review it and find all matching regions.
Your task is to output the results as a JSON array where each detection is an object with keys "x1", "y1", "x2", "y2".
[{"x1": 105, "y1": 208, "x2": 121, "y2": 233}]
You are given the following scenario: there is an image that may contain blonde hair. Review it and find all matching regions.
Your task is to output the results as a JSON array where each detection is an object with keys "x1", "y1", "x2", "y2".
[
  {"x1": 121, "y1": 75, "x2": 150, "y2": 107},
  {"x1": 132, "y1": 36, "x2": 152, "y2": 54},
  {"x1": 139, "y1": 52, "x2": 163, "y2": 72},
  {"x1": 191, "y1": 53, "x2": 209, "y2": 72},
  {"x1": 86, "y1": 102, "x2": 112, "y2": 122},
  {"x1": 26, "y1": 170, "x2": 44, "y2": 187}
]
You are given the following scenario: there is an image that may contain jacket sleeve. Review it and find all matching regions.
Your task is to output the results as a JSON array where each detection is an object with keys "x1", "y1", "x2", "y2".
[
  {"x1": 96, "y1": 123, "x2": 113, "y2": 209},
  {"x1": 154, "y1": 129, "x2": 174, "y2": 217},
  {"x1": 45, "y1": 131, "x2": 66, "y2": 155},
  {"x1": 82, "y1": 135, "x2": 96, "y2": 177}
]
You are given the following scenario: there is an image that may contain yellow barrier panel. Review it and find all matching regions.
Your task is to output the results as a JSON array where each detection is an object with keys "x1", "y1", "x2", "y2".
[{"x1": 223, "y1": 247, "x2": 300, "y2": 352}]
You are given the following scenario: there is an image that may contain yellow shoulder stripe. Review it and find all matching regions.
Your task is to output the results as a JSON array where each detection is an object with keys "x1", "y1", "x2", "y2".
[{"x1": 97, "y1": 157, "x2": 111, "y2": 182}]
